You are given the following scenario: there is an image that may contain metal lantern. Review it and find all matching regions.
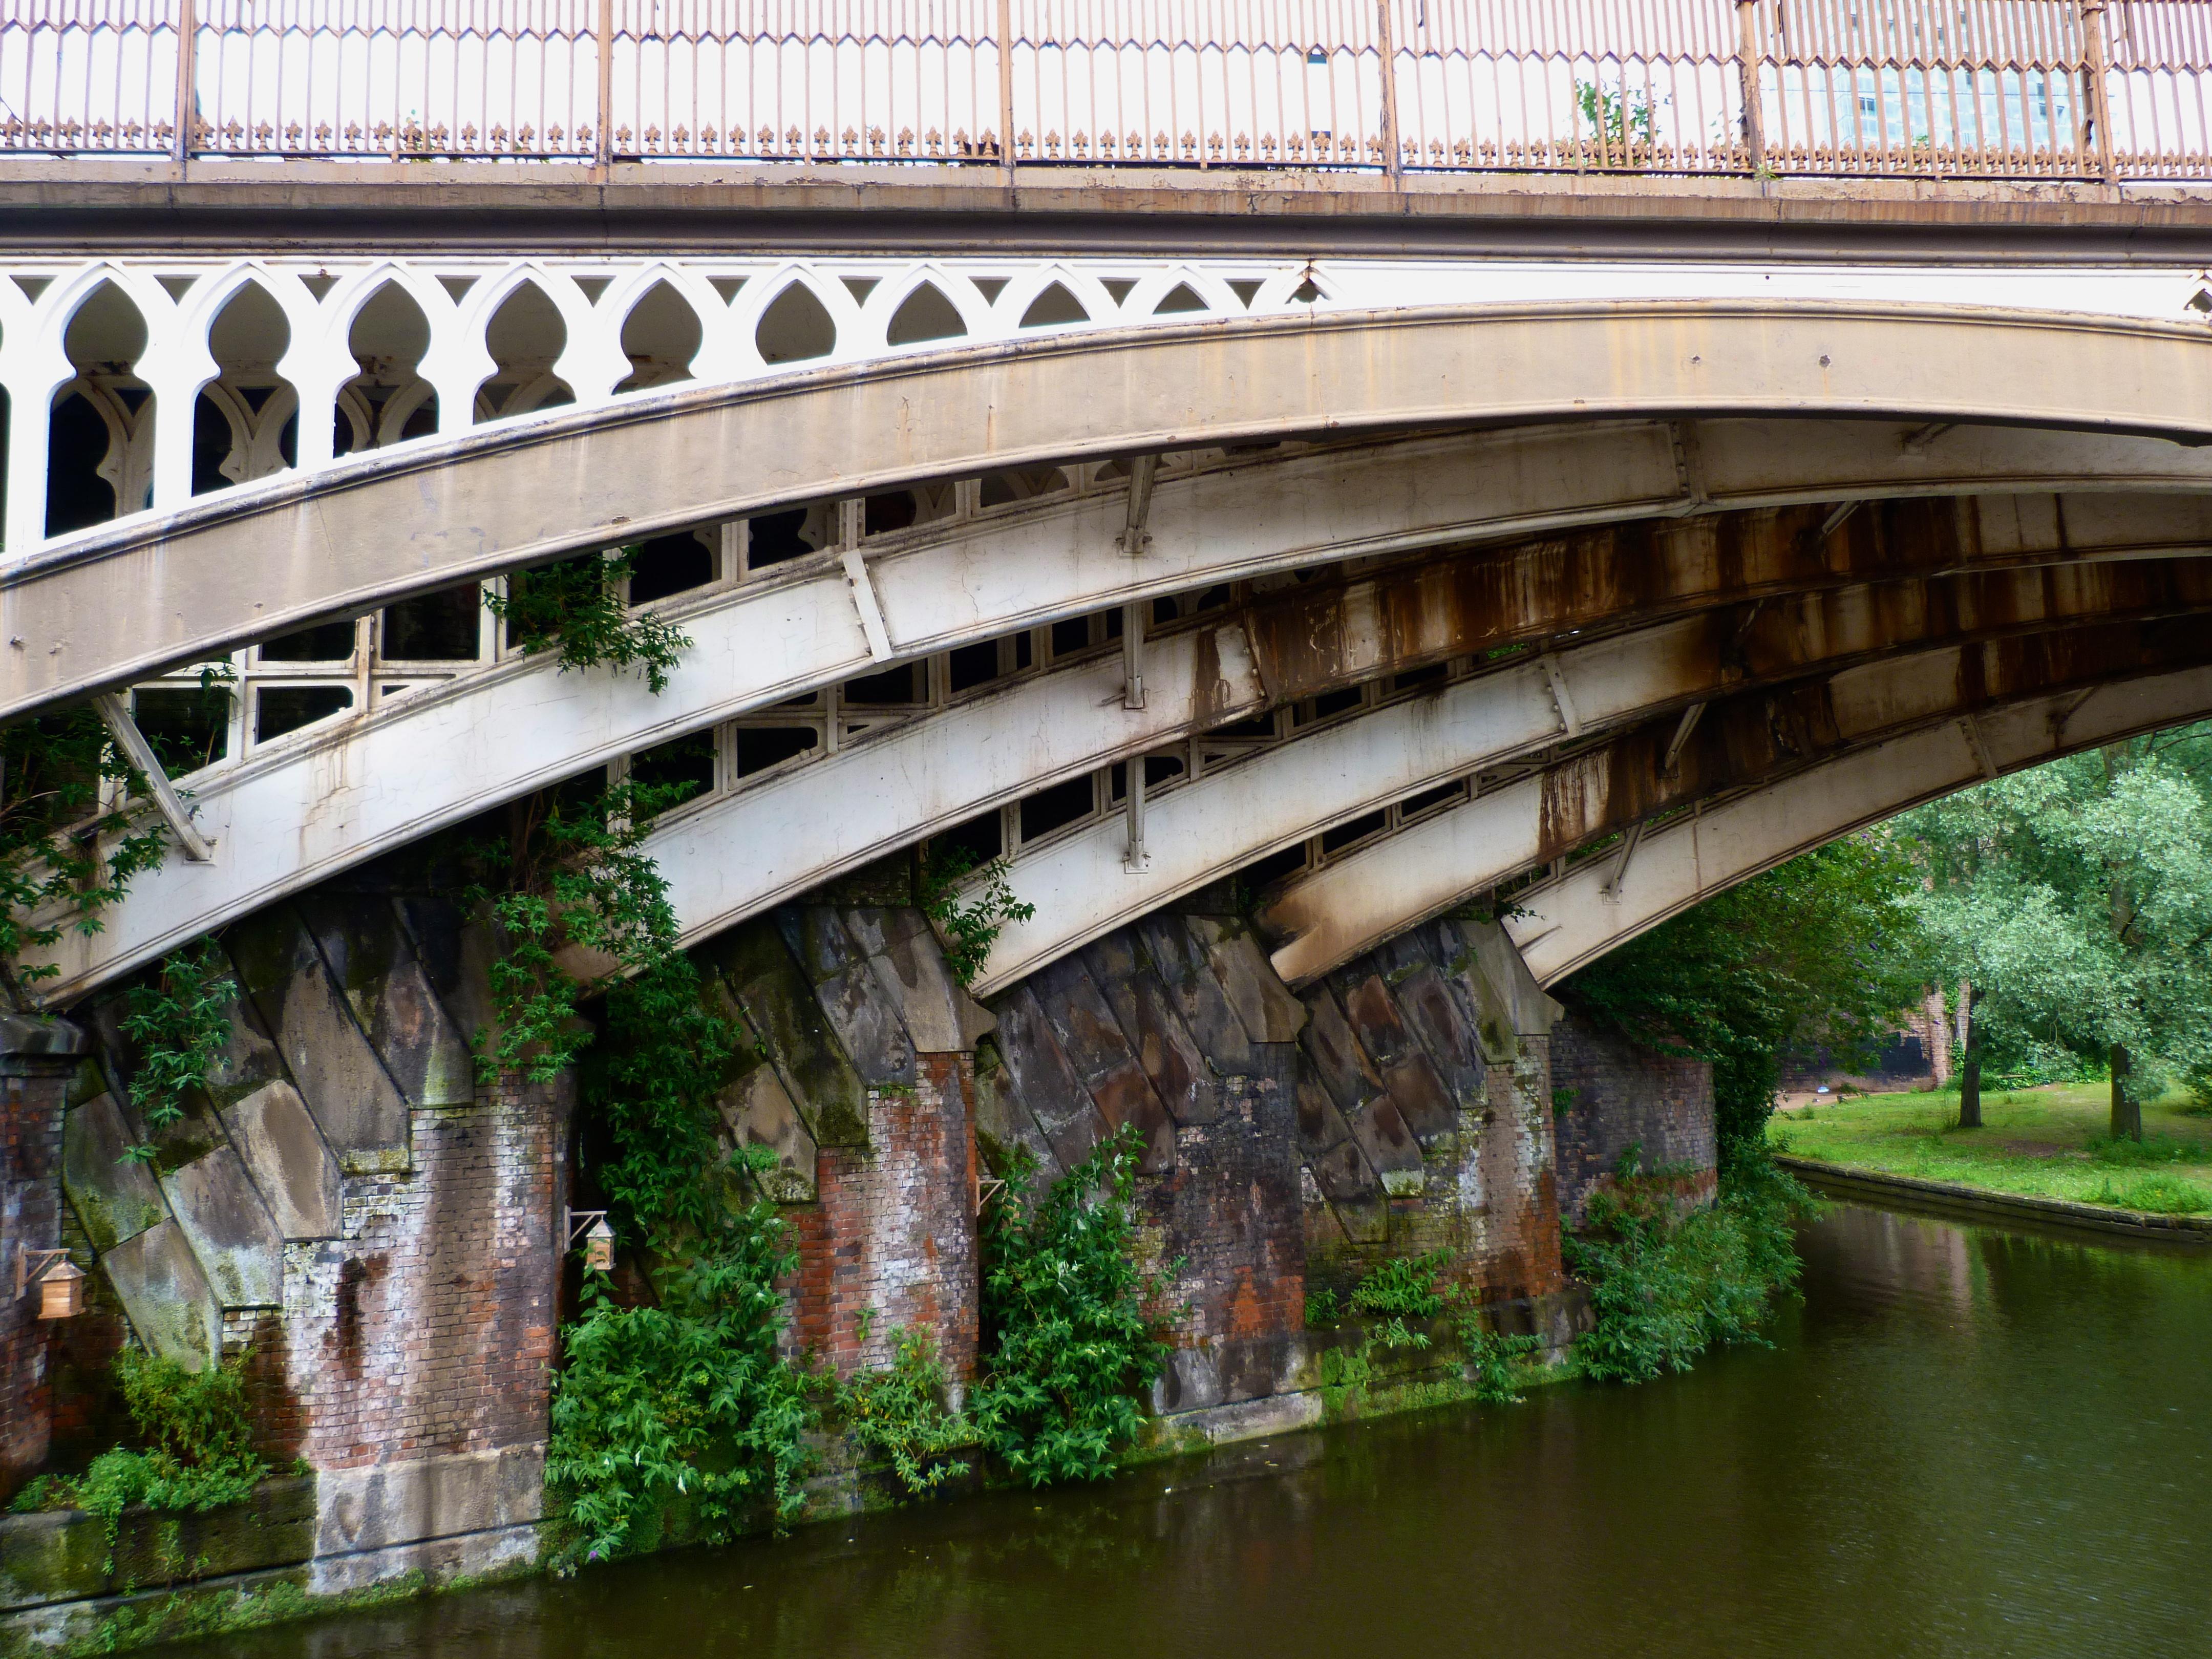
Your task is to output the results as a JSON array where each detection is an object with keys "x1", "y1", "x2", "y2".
[
  {"x1": 584, "y1": 1218, "x2": 615, "y2": 1273},
  {"x1": 35, "y1": 1258, "x2": 84, "y2": 1321}
]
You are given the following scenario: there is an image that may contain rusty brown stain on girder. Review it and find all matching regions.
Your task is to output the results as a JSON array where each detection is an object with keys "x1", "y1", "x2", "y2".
[
  {"x1": 1238, "y1": 498, "x2": 2006, "y2": 703},
  {"x1": 1528, "y1": 615, "x2": 2212, "y2": 871}
]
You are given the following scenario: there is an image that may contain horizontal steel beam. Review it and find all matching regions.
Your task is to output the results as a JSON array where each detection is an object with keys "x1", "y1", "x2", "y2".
[
  {"x1": 16, "y1": 299, "x2": 2212, "y2": 716},
  {"x1": 1508, "y1": 668, "x2": 2212, "y2": 986}
]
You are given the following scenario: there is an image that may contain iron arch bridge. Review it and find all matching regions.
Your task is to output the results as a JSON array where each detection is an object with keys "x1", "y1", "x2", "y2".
[{"x1": 8, "y1": 257, "x2": 2212, "y2": 1007}]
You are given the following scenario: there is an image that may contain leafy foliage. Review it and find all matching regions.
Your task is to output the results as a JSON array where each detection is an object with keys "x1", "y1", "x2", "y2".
[
  {"x1": 118, "y1": 939, "x2": 236, "y2": 1163},
  {"x1": 1565, "y1": 1155, "x2": 1812, "y2": 1385},
  {"x1": 1575, "y1": 78, "x2": 1658, "y2": 146},
  {"x1": 483, "y1": 547, "x2": 692, "y2": 694},
  {"x1": 970, "y1": 1125, "x2": 1172, "y2": 1485},
  {"x1": 544, "y1": 1154, "x2": 815, "y2": 1571},
  {"x1": 467, "y1": 774, "x2": 813, "y2": 1573},
  {"x1": 20, "y1": 1347, "x2": 269, "y2": 1568},
  {"x1": 1302, "y1": 1286, "x2": 1341, "y2": 1326},
  {"x1": 1561, "y1": 837, "x2": 1928, "y2": 1160},
  {"x1": 1456, "y1": 1317, "x2": 1544, "y2": 1406},
  {"x1": 0, "y1": 703, "x2": 183, "y2": 995},
  {"x1": 1347, "y1": 1250, "x2": 1448, "y2": 1321},
  {"x1": 837, "y1": 1327, "x2": 974, "y2": 1497},
  {"x1": 922, "y1": 843, "x2": 1036, "y2": 988},
  {"x1": 1893, "y1": 724, "x2": 2212, "y2": 1124}
]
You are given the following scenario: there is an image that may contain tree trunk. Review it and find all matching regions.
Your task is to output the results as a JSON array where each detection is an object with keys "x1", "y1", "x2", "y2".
[
  {"x1": 1959, "y1": 1049, "x2": 1982, "y2": 1130},
  {"x1": 2111, "y1": 1042, "x2": 2141, "y2": 1141}
]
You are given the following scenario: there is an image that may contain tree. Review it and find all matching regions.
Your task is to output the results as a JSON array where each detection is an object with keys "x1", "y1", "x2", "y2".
[
  {"x1": 1892, "y1": 722, "x2": 2212, "y2": 1139},
  {"x1": 1560, "y1": 835, "x2": 1928, "y2": 1162}
]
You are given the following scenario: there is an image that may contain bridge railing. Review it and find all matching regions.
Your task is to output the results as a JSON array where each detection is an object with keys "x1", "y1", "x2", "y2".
[{"x1": 1, "y1": 0, "x2": 2205, "y2": 179}]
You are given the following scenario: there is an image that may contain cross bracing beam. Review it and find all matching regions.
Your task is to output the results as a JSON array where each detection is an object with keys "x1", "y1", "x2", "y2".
[
  {"x1": 1261, "y1": 615, "x2": 2212, "y2": 984},
  {"x1": 1506, "y1": 668, "x2": 2212, "y2": 988},
  {"x1": 27, "y1": 474, "x2": 2212, "y2": 1002},
  {"x1": 960, "y1": 597, "x2": 2212, "y2": 998},
  {"x1": 17, "y1": 297, "x2": 2212, "y2": 715}
]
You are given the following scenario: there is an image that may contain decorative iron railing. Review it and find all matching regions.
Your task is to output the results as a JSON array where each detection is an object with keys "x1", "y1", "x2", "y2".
[{"x1": 3, "y1": 0, "x2": 2205, "y2": 178}]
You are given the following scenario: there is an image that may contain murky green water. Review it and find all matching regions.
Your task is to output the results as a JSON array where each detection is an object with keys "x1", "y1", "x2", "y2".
[{"x1": 177, "y1": 1202, "x2": 2212, "y2": 1658}]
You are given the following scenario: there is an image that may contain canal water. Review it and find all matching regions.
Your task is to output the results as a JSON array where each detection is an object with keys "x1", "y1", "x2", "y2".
[{"x1": 178, "y1": 1201, "x2": 2212, "y2": 1658}]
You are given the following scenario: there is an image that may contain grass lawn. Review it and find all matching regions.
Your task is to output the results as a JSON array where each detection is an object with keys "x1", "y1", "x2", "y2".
[{"x1": 1767, "y1": 1081, "x2": 2212, "y2": 1215}]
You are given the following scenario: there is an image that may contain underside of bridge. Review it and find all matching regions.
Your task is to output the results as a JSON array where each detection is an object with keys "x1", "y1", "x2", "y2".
[{"x1": 6, "y1": 196, "x2": 2212, "y2": 1629}]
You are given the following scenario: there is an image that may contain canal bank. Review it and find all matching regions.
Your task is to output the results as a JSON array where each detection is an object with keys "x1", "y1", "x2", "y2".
[{"x1": 90, "y1": 1195, "x2": 2212, "y2": 1659}]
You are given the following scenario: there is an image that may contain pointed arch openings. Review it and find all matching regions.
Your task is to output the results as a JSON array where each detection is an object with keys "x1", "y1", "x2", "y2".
[
  {"x1": 342, "y1": 280, "x2": 439, "y2": 455},
  {"x1": 193, "y1": 280, "x2": 297, "y2": 497},
  {"x1": 47, "y1": 279, "x2": 152, "y2": 536},
  {"x1": 477, "y1": 280, "x2": 574, "y2": 420}
]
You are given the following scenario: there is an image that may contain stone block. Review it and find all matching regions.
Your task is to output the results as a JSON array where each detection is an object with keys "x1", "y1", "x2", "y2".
[
  {"x1": 0, "y1": 1509, "x2": 104, "y2": 1610},
  {"x1": 393, "y1": 893, "x2": 501, "y2": 1046},
  {"x1": 296, "y1": 894, "x2": 474, "y2": 1108},
  {"x1": 972, "y1": 1063, "x2": 1062, "y2": 1183},
  {"x1": 1441, "y1": 917, "x2": 1564, "y2": 1038},
  {"x1": 986, "y1": 988, "x2": 1093, "y2": 1135},
  {"x1": 705, "y1": 919, "x2": 869, "y2": 1146},
  {"x1": 61, "y1": 1093, "x2": 166, "y2": 1252},
  {"x1": 1307, "y1": 1135, "x2": 1382, "y2": 1201},
  {"x1": 1196, "y1": 918, "x2": 1307, "y2": 1044},
  {"x1": 108, "y1": 1476, "x2": 317, "y2": 1588},
  {"x1": 1291, "y1": 1059, "x2": 1351, "y2": 1156},
  {"x1": 1088, "y1": 1058, "x2": 1175, "y2": 1171},
  {"x1": 1133, "y1": 914, "x2": 1258, "y2": 1075},
  {"x1": 1081, "y1": 934, "x2": 1220, "y2": 1126},
  {"x1": 218, "y1": 1079, "x2": 342, "y2": 1240},
  {"x1": 226, "y1": 905, "x2": 410, "y2": 1166},
  {"x1": 314, "y1": 1444, "x2": 545, "y2": 1560},
  {"x1": 1028, "y1": 955, "x2": 1136, "y2": 1088},
  {"x1": 1386, "y1": 952, "x2": 1490, "y2": 1103},
  {"x1": 199, "y1": 982, "x2": 288, "y2": 1113},
  {"x1": 778, "y1": 905, "x2": 863, "y2": 984},
  {"x1": 1298, "y1": 989, "x2": 1386, "y2": 1118},
  {"x1": 854, "y1": 909, "x2": 992, "y2": 1053},
  {"x1": 1342, "y1": 1094, "x2": 1421, "y2": 1185},
  {"x1": 160, "y1": 1147, "x2": 284, "y2": 1309},
  {"x1": 1336, "y1": 972, "x2": 1457, "y2": 1142},
  {"x1": 716, "y1": 1059, "x2": 819, "y2": 1202},
  {"x1": 810, "y1": 961, "x2": 916, "y2": 1086},
  {"x1": 98, "y1": 1220, "x2": 220, "y2": 1369}
]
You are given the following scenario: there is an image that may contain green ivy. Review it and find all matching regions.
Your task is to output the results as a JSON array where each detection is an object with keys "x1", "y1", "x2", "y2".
[
  {"x1": 469, "y1": 775, "x2": 814, "y2": 1572},
  {"x1": 1, "y1": 704, "x2": 182, "y2": 995},
  {"x1": 15, "y1": 1346, "x2": 269, "y2": 1570},
  {"x1": 970, "y1": 1125, "x2": 1172, "y2": 1485},
  {"x1": 921, "y1": 843, "x2": 1036, "y2": 988},
  {"x1": 117, "y1": 939, "x2": 236, "y2": 1163},
  {"x1": 483, "y1": 547, "x2": 692, "y2": 694},
  {"x1": 1565, "y1": 1153, "x2": 1813, "y2": 1385},
  {"x1": 837, "y1": 1327, "x2": 974, "y2": 1498}
]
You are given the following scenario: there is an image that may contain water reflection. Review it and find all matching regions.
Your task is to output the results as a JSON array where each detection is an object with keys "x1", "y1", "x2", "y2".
[{"x1": 177, "y1": 1204, "x2": 2212, "y2": 1659}]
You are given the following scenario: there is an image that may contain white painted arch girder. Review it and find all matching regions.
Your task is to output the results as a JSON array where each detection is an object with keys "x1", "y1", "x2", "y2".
[
  {"x1": 4, "y1": 252, "x2": 2201, "y2": 567},
  {"x1": 19, "y1": 299, "x2": 2212, "y2": 717},
  {"x1": 959, "y1": 597, "x2": 2212, "y2": 999},
  {"x1": 1504, "y1": 669, "x2": 2212, "y2": 988},
  {"x1": 30, "y1": 414, "x2": 2212, "y2": 1003}
]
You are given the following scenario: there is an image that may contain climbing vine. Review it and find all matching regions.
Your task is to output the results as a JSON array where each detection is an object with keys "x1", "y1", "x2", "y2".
[
  {"x1": 465, "y1": 773, "x2": 815, "y2": 1571},
  {"x1": 483, "y1": 546, "x2": 692, "y2": 694},
  {"x1": 118, "y1": 938, "x2": 236, "y2": 1163},
  {"x1": 921, "y1": 843, "x2": 1036, "y2": 988},
  {"x1": 0, "y1": 703, "x2": 182, "y2": 997},
  {"x1": 970, "y1": 1125, "x2": 1172, "y2": 1485}
]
